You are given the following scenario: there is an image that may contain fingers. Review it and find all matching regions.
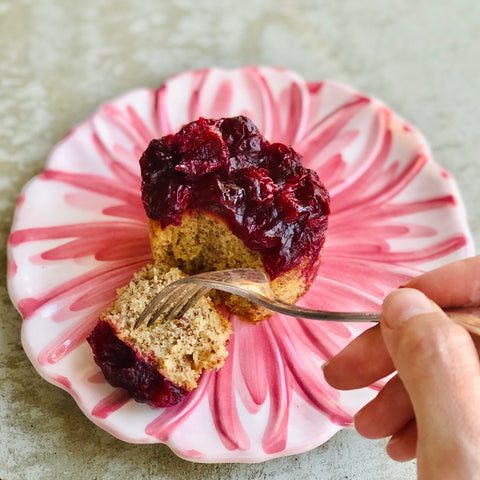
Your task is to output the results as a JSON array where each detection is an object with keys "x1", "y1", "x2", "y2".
[
  {"x1": 324, "y1": 255, "x2": 480, "y2": 391},
  {"x1": 324, "y1": 259, "x2": 480, "y2": 474},
  {"x1": 322, "y1": 324, "x2": 394, "y2": 390},
  {"x1": 381, "y1": 288, "x2": 480, "y2": 421},
  {"x1": 381, "y1": 288, "x2": 480, "y2": 473},
  {"x1": 354, "y1": 374, "x2": 413, "y2": 439},
  {"x1": 405, "y1": 255, "x2": 480, "y2": 307},
  {"x1": 386, "y1": 420, "x2": 418, "y2": 462}
]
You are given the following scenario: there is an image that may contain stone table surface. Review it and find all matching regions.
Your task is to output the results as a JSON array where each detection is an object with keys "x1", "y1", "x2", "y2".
[{"x1": 1, "y1": 1, "x2": 479, "y2": 479}]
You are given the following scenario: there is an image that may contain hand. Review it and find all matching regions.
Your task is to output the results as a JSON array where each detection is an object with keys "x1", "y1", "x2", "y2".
[{"x1": 322, "y1": 256, "x2": 480, "y2": 479}]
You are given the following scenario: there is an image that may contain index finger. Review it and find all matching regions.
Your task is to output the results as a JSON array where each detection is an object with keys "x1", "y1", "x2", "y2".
[{"x1": 405, "y1": 255, "x2": 480, "y2": 308}]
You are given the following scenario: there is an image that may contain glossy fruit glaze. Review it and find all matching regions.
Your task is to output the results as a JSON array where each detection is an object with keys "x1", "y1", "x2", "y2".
[
  {"x1": 140, "y1": 116, "x2": 330, "y2": 280},
  {"x1": 87, "y1": 321, "x2": 188, "y2": 407}
]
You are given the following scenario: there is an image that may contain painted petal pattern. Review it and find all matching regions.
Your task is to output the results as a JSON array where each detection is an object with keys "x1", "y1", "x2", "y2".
[{"x1": 7, "y1": 67, "x2": 473, "y2": 462}]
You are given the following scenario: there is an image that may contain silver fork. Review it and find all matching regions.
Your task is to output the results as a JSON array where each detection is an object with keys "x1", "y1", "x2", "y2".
[{"x1": 134, "y1": 268, "x2": 480, "y2": 334}]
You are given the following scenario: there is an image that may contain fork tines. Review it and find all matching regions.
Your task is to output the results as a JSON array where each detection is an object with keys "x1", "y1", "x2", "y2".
[{"x1": 134, "y1": 282, "x2": 211, "y2": 329}]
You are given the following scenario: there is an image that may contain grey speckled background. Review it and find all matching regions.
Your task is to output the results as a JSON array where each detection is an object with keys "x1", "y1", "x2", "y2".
[{"x1": 1, "y1": 1, "x2": 479, "y2": 478}]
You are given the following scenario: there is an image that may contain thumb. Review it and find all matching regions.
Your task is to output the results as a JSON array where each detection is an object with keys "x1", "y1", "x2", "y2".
[{"x1": 381, "y1": 288, "x2": 480, "y2": 474}]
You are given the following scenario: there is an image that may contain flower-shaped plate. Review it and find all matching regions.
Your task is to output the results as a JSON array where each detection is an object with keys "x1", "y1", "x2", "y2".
[{"x1": 7, "y1": 67, "x2": 474, "y2": 463}]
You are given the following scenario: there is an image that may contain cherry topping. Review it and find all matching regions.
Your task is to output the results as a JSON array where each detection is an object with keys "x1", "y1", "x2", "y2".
[
  {"x1": 140, "y1": 116, "x2": 330, "y2": 279},
  {"x1": 87, "y1": 321, "x2": 188, "y2": 407}
]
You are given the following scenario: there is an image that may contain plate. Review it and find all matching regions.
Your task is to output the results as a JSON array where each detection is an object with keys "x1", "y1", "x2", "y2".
[{"x1": 7, "y1": 66, "x2": 474, "y2": 463}]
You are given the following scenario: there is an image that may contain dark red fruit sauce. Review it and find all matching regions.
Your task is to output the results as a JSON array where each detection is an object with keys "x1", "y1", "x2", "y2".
[
  {"x1": 87, "y1": 321, "x2": 188, "y2": 407},
  {"x1": 140, "y1": 116, "x2": 330, "y2": 280}
]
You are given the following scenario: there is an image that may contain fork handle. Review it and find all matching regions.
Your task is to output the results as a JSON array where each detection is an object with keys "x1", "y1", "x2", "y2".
[
  {"x1": 265, "y1": 296, "x2": 480, "y2": 336},
  {"x1": 260, "y1": 295, "x2": 381, "y2": 322}
]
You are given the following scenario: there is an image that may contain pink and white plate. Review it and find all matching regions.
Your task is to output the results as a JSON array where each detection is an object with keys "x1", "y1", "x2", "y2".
[{"x1": 7, "y1": 67, "x2": 474, "y2": 463}]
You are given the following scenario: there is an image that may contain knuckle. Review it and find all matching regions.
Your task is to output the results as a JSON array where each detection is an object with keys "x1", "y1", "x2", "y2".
[{"x1": 397, "y1": 314, "x2": 472, "y2": 377}]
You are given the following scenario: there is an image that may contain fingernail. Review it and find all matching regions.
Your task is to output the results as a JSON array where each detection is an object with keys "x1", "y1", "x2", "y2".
[
  {"x1": 352, "y1": 409, "x2": 362, "y2": 423},
  {"x1": 321, "y1": 359, "x2": 330, "y2": 371},
  {"x1": 387, "y1": 434, "x2": 401, "y2": 448},
  {"x1": 383, "y1": 288, "x2": 436, "y2": 329},
  {"x1": 400, "y1": 277, "x2": 416, "y2": 288}
]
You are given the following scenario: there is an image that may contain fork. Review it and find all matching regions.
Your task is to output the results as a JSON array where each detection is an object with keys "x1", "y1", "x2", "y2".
[{"x1": 134, "y1": 268, "x2": 480, "y2": 334}]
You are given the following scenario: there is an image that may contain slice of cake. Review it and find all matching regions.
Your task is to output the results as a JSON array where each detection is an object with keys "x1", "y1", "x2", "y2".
[
  {"x1": 87, "y1": 264, "x2": 232, "y2": 407},
  {"x1": 88, "y1": 115, "x2": 330, "y2": 408},
  {"x1": 140, "y1": 116, "x2": 330, "y2": 322}
]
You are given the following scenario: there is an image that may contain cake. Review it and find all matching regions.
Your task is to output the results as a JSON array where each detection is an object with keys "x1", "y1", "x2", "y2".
[
  {"x1": 140, "y1": 115, "x2": 330, "y2": 322},
  {"x1": 88, "y1": 115, "x2": 330, "y2": 408},
  {"x1": 87, "y1": 264, "x2": 232, "y2": 407}
]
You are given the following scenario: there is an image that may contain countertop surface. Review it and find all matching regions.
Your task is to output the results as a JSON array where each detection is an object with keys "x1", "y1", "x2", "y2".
[{"x1": 1, "y1": 1, "x2": 479, "y2": 479}]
